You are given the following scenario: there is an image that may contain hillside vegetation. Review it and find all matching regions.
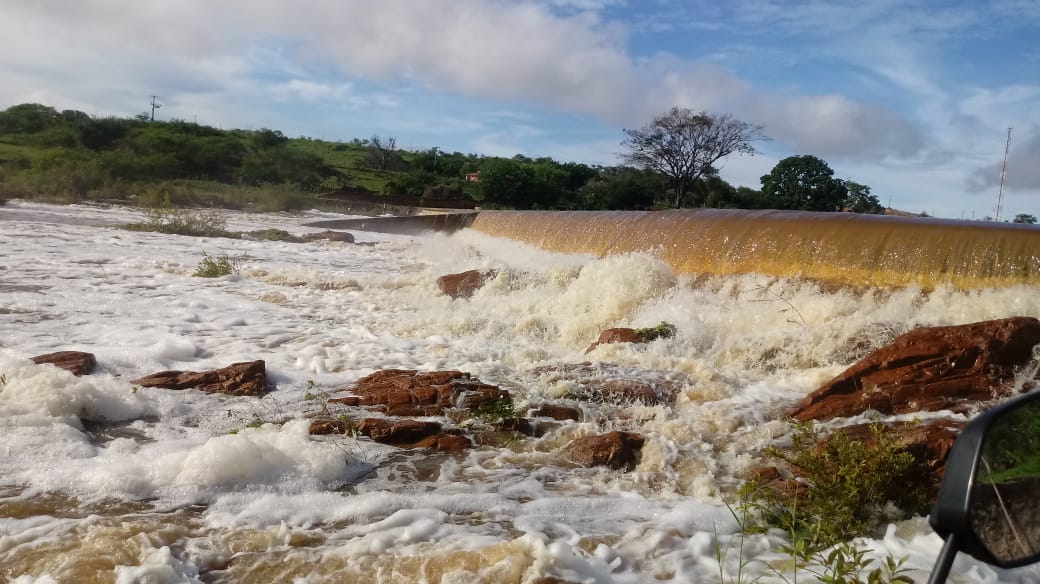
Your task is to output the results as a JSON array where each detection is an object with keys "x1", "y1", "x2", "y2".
[{"x1": 0, "y1": 102, "x2": 884, "y2": 213}]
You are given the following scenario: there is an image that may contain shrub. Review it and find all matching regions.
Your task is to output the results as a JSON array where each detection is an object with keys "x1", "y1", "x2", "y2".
[
  {"x1": 192, "y1": 252, "x2": 242, "y2": 278},
  {"x1": 741, "y1": 422, "x2": 926, "y2": 550},
  {"x1": 246, "y1": 228, "x2": 302, "y2": 242},
  {"x1": 123, "y1": 208, "x2": 233, "y2": 238}
]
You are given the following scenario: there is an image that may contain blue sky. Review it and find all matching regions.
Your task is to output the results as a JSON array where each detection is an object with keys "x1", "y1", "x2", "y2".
[{"x1": 2, "y1": 0, "x2": 1038, "y2": 219}]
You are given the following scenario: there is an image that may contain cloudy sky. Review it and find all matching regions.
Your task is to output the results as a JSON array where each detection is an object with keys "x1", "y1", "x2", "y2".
[{"x1": 2, "y1": 0, "x2": 1038, "y2": 218}]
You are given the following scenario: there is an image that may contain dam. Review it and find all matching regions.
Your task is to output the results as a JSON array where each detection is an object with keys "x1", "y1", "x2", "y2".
[{"x1": 306, "y1": 208, "x2": 1040, "y2": 290}]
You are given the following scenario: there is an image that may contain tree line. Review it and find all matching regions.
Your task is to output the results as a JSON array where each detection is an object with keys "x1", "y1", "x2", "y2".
[{"x1": 0, "y1": 102, "x2": 884, "y2": 214}]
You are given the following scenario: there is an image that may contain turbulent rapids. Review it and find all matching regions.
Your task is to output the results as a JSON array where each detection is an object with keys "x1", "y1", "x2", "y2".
[
  {"x1": 4, "y1": 202, "x2": 1040, "y2": 583},
  {"x1": 468, "y1": 209, "x2": 1040, "y2": 290}
]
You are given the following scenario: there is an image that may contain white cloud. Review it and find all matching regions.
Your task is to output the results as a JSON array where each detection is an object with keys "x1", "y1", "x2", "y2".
[{"x1": 0, "y1": 0, "x2": 925, "y2": 164}]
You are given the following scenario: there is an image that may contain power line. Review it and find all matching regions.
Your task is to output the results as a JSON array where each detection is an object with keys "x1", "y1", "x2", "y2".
[
  {"x1": 995, "y1": 127, "x2": 1012, "y2": 222},
  {"x1": 150, "y1": 95, "x2": 162, "y2": 122}
]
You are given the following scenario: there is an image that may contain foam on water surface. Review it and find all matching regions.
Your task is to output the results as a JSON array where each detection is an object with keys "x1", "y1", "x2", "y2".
[{"x1": 2, "y1": 201, "x2": 1040, "y2": 582}]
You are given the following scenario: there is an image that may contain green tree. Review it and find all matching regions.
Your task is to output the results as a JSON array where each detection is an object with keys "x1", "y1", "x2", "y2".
[
  {"x1": 0, "y1": 103, "x2": 59, "y2": 134},
  {"x1": 478, "y1": 157, "x2": 537, "y2": 208},
  {"x1": 1013, "y1": 213, "x2": 1037, "y2": 224},
  {"x1": 579, "y1": 166, "x2": 663, "y2": 210},
  {"x1": 760, "y1": 155, "x2": 849, "y2": 212},
  {"x1": 621, "y1": 107, "x2": 766, "y2": 208},
  {"x1": 843, "y1": 180, "x2": 883, "y2": 213}
]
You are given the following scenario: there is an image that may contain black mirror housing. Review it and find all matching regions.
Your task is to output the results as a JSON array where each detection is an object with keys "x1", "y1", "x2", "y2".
[{"x1": 929, "y1": 390, "x2": 1040, "y2": 568}]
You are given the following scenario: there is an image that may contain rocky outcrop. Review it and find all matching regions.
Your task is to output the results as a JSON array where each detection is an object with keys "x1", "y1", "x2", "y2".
[
  {"x1": 131, "y1": 360, "x2": 267, "y2": 396},
  {"x1": 30, "y1": 351, "x2": 96, "y2": 376},
  {"x1": 791, "y1": 317, "x2": 1040, "y2": 421},
  {"x1": 564, "y1": 431, "x2": 645, "y2": 471},
  {"x1": 340, "y1": 369, "x2": 510, "y2": 416},
  {"x1": 530, "y1": 363, "x2": 683, "y2": 406},
  {"x1": 436, "y1": 270, "x2": 494, "y2": 299}
]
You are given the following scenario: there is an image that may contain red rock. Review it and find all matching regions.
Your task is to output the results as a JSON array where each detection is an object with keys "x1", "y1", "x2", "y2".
[
  {"x1": 791, "y1": 317, "x2": 1040, "y2": 421},
  {"x1": 309, "y1": 419, "x2": 352, "y2": 435},
  {"x1": 131, "y1": 360, "x2": 267, "y2": 396},
  {"x1": 30, "y1": 351, "x2": 96, "y2": 376},
  {"x1": 357, "y1": 418, "x2": 442, "y2": 445},
  {"x1": 339, "y1": 369, "x2": 508, "y2": 416},
  {"x1": 436, "y1": 270, "x2": 494, "y2": 299},
  {"x1": 564, "y1": 431, "x2": 645, "y2": 471},
  {"x1": 584, "y1": 328, "x2": 643, "y2": 354},
  {"x1": 532, "y1": 403, "x2": 581, "y2": 421}
]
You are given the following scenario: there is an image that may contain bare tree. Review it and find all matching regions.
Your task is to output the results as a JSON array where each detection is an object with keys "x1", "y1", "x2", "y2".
[
  {"x1": 365, "y1": 135, "x2": 399, "y2": 170},
  {"x1": 621, "y1": 107, "x2": 766, "y2": 208}
]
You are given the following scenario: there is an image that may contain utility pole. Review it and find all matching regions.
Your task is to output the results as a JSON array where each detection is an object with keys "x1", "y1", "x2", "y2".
[
  {"x1": 995, "y1": 127, "x2": 1012, "y2": 222},
  {"x1": 149, "y1": 96, "x2": 162, "y2": 122}
]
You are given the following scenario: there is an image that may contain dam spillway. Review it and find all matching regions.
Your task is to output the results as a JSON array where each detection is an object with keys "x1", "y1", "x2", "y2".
[{"x1": 466, "y1": 209, "x2": 1040, "y2": 290}]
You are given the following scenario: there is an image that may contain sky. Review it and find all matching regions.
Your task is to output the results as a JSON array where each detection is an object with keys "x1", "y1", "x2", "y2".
[{"x1": 1, "y1": 0, "x2": 1038, "y2": 219}]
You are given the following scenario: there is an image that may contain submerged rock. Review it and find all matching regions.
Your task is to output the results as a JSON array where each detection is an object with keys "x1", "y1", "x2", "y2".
[
  {"x1": 131, "y1": 360, "x2": 267, "y2": 396},
  {"x1": 791, "y1": 317, "x2": 1040, "y2": 421},
  {"x1": 436, "y1": 269, "x2": 494, "y2": 299},
  {"x1": 30, "y1": 351, "x2": 96, "y2": 376},
  {"x1": 564, "y1": 431, "x2": 645, "y2": 471},
  {"x1": 530, "y1": 362, "x2": 683, "y2": 406}
]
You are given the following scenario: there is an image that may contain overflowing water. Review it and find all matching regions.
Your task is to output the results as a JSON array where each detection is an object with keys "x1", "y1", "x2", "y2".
[{"x1": 1, "y1": 201, "x2": 1039, "y2": 583}]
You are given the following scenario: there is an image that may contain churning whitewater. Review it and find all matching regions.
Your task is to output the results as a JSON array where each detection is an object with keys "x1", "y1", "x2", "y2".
[{"x1": 1, "y1": 201, "x2": 1038, "y2": 583}]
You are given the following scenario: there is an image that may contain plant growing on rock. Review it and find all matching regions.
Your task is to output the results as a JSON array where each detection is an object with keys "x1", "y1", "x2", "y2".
[
  {"x1": 740, "y1": 422, "x2": 926, "y2": 550},
  {"x1": 633, "y1": 321, "x2": 677, "y2": 342}
]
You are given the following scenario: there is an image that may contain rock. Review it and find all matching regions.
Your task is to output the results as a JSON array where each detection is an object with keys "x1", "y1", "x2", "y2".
[
  {"x1": 584, "y1": 323, "x2": 676, "y2": 354},
  {"x1": 564, "y1": 431, "x2": 645, "y2": 471},
  {"x1": 436, "y1": 269, "x2": 494, "y2": 299},
  {"x1": 530, "y1": 363, "x2": 683, "y2": 406},
  {"x1": 309, "y1": 419, "x2": 352, "y2": 435},
  {"x1": 584, "y1": 328, "x2": 642, "y2": 354},
  {"x1": 131, "y1": 360, "x2": 267, "y2": 396},
  {"x1": 336, "y1": 369, "x2": 510, "y2": 416},
  {"x1": 791, "y1": 317, "x2": 1040, "y2": 421},
  {"x1": 533, "y1": 403, "x2": 581, "y2": 421},
  {"x1": 302, "y1": 230, "x2": 355, "y2": 243},
  {"x1": 356, "y1": 418, "x2": 443, "y2": 445},
  {"x1": 30, "y1": 351, "x2": 96, "y2": 376}
]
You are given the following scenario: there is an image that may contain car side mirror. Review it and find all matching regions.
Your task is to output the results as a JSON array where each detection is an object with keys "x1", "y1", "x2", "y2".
[{"x1": 927, "y1": 390, "x2": 1040, "y2": 583}]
